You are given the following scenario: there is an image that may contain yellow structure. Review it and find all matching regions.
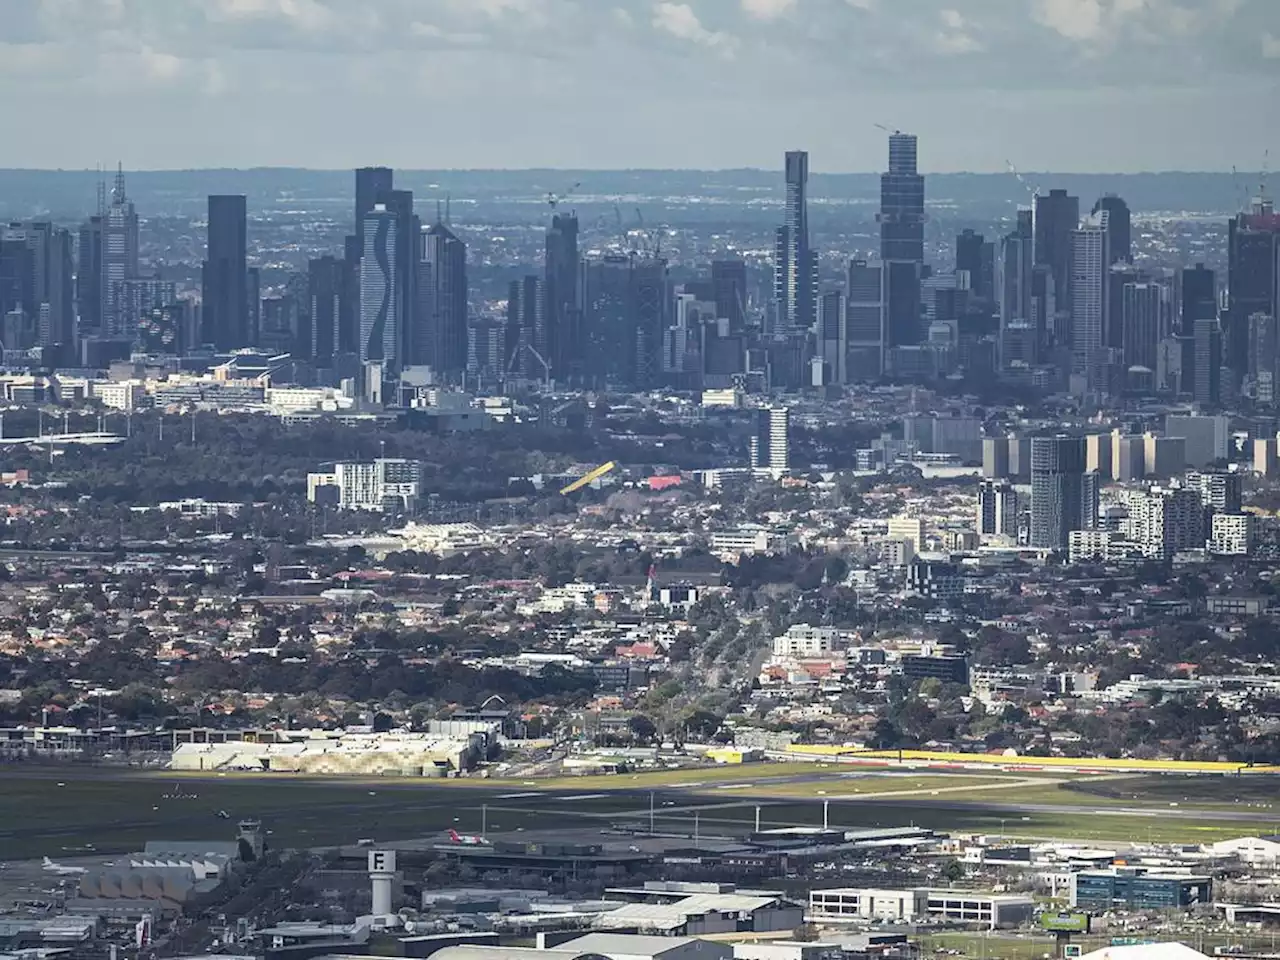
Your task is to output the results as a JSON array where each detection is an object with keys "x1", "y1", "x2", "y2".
[
  {"x1": 706, "y1": 747, "x2": 763, "y2": 764},
  {"x1": 781, "y1": 746, "x2": 1280, "y2": 775},
  {"x1": 560, "y1": 461, "x2": 616, "y2": 495}
]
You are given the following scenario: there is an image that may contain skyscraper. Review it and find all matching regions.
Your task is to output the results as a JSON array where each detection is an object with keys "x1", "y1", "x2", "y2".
[
  {"x1": 355, "y1": 167, "x2": 393, "y2": 252},
  {"x1": 308, "y1": 255, "x2": 343, "y2": 367},
  {"x1": 846, "y1": 258, "x2": 885, "y2": 380},
  {"x1": 773, "y1": 151, "x2": 816, "y2": 333},
  {"x1": 879, "y1": 133, "x2": 925, "y2": 348},
  {"x1": 1227, "y1": 196, "x2": 1280, "y2": 385},
  {"x1": 201, "y1": 195, "x2": 248, "y2": 350},
  {"x1": 1030, "y1": 435, "x2": 1090, "y2": 550},
  {"x1": 507, "y1": 275, "x2": 543, "y2": 379},
  {"x1": 750, "y1": 406, "x2": 790, "y2": 471},
  {"x1": 545, "y1": 211, "x2": 580, "y2": 381},
  {"x1": 1179, "y1": 262, "x2": 1216, "y2": 334},
  {"x1": 1034, "y1": 188, "x2": 1080, "y2": 343},
  {"x1": 1070, "y1": 212, "x2": 1109, "y2": 388},
  {"x1": 359, "y1": 204, "x2": 399, "y2": 363},
  {"x1": 76, "y1": 215, "x2": 103, "y2": 334},
  {"x1": 376, "y1": 189, "x2": 418, "y2": 366},
  {"x1": 1121, "y1": 281, "x2": 1162, "y2": 373},
  {"x1": 1194, "y1": 316, "x2": 1222, "y2": 406},
  {"x1": 101, "y1": 166, "x2": 139, "y2": 338},
  {"x1": 999, "y1": 209, "x2": 1035, "y2": 365},
  {"x1": 817, "y1": 289, "x2": 845, "y2": 384},
  {"x1": 0, "y1": 222, "x2": 74, "y2": 351},
  {"x1": 711, "y1": 259, "x2": 747, "y2": 334},
  {"x1": 1092, "y1": 194, "x2": 1132, "y2": 264},
  {"x1": 956, "y1": 229, "x2": 993, "y2": 302},
  {"x1": 415, "y1": 220, "x2": 468, "y2": 375}
]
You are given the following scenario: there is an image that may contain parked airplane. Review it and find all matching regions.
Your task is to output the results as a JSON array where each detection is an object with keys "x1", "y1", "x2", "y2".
[
  {"x1": 447, "y1": 829, "x2": 490, "y2": 846},
  {"x1": 41, "y1": 858, "x2": 86, "y2": 876}
]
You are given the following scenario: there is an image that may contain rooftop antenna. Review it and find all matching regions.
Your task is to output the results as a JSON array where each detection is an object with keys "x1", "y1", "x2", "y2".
[
  {"x1": 446, "y1": 194, "x2": 452, "y2": 226},
  {"x1": 436, "y1": 198, "x2": 443, "y2": 224},
  {"x1": 96, "y1": 164, "x2": 106, "y2": 217},
  {"x1": 112, "y1": 162, "x2": 126, "y2": 204}
]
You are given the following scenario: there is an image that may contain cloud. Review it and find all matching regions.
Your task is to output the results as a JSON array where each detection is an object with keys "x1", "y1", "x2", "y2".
[
  {"x1": 741, "y1": 0, "x2": 797, "y2": 20},
  {"x1": 652, "y1": 2, "x2": 735, "y2": 54},
  {"x1": 1264, "y1": 32, "x2": 1280, "y2": 57},
  {"x1": 934, "y1": 8, "x2": 981, "y2": 53},
  {"x1": 1034, "y1": 0, "x2": 1105, "y2": 41},
  {"x1": 844, "y1": 0, "x2": 876, "y2": 9}
]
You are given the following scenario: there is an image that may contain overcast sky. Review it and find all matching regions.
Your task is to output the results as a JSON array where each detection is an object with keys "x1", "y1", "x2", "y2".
[{"x1": 1, "y1": 0, "x2": 1276, "y2": 173}]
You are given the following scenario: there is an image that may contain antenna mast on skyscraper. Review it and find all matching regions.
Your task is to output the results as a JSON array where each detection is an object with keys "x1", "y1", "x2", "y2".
[
  {"x1": 96, "y1": 164, "x2": 106, "y2": 217},
  {"x1": 113, "y1": 162, "x2": 126, "y2": 204}
]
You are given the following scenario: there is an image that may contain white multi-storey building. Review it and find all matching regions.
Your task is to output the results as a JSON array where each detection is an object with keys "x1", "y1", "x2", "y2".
[
  {"x1": 309, "y1": 458, "x2": 422, "y2": 512},
  {"x1": 1125, "y1": 485, "x2": 1204, "y2": 560},
  {"x1": 1209, "y1": 513, "x2": 1254, "y2": 556}
]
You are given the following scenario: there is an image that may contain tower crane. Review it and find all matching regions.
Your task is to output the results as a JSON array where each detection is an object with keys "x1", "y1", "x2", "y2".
[
  {"x1": 1005, "y1": 159, "x2": 1041, "y2": 203},
  {"x1": 547, "y1": 181, "x2": 581, "y2": 213}
]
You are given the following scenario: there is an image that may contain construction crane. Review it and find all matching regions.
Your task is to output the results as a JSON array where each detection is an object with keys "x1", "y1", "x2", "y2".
[
  {"x1": 1005, "y1": 159, "x2": 1041, "y2": 203},
  {"x1": 559, "y1": 461, "x2": 616, "y2": 496},
  {"x1": 505, "y1": 342, "x2": 552, "y2": 391},
  {"x1": 873, "y1": 122, "x2": 900, "y2": 135},
  {"x1": 547, "y1": 181, "x2": 581, "y2": 213}
]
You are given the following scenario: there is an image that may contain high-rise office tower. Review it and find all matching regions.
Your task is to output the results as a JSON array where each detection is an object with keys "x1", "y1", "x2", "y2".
[
  {"x1": 376, "y1": 189, "x2": 418, "y2": 366},
  {"x1": 2, "y1": 222, "x2": 74, "y2": 350},
  {"x1": 1092, "y1": 194, "x2": 1132, "y2": 264},
  {"x1": 580, "y1": 254, "x2": 668, "y2": 389},
  {"x1": 355, "y1": 167, "x2": 394, "y2": 252},
  {"x1": 1034, "y1": 188, "x2": 1080, "y2": 343},
  {"x1": 999, "y1": 209, "x2": 1035, "y2": 365},
  {"x1": 1121, "y1": 281, "x2": 1162, "y2": 373},
  {"x1": 846, "y1": 258, "x2": 885, "y2": 380},
  {"x1": 749, "y1": 406, "x2": 790, "y2": 471},
  {"x1": 817, "y1": 289, "x2": 846, "y2": 384},
  {"x1": 247, "y1": 266, "x2": 261, "y2": 347},
  {"x1": 879, "y1": 133, "x2": 925, "y2": 348},
  {"x1": 308, "y1": 255, "x2": 344, "y2": 367},
  {"x1": 1227, "y1": 195, "x2": 1280, "y2": 385},
  {"x1": 1179, "y1": 263, "x2": 1216, "y2": 334},
  {"x1": 1105, "y1": 262, "x2": 1142, "y2": 352},
  {"x1": 773, "y1": 151, "x2": 816, "y2": 333},
  {"x1": 76, "y1": 215, "x2": 103, "y2": 334},
  {"x1": 711, "y1": 259, "x2": 747, "y2": 334},
  {"x1": 545, "y1": 212, "x2": 579, "y2": 381},
  {"x1": 201, "y1": 194, "x2": 248, "y2": 350},
  {"x1": 977, "y1": 479, "x2": 1018, "y2": 537},
  {"x1": 101, "y1": 166, "x2": 139, "y2": 338},
  {"x1": 956, "y1": 229, "x2": 994, "y2": 302},
  {"x1": 1250, "y1": 312, "x2": 1279, "y2": 403},
  {"x1": 415, "y1": 220, "x2": 468, "y2": 375},
  {"x1": 1070, "y1": 212, "x2": 1109, "y2": 387},
  {"x1": 1030, "y1": 435, "x2": 1089, "y2": 549},
  {"x1": 1194, "y1": 316, "x2": 1222, "y2": 405},
  {"x1": 359, "y1": 204, "x2": 399, "y2": 363},
  {"x1": 340, "y1": 234, "x2": 361, "y2": 354}
]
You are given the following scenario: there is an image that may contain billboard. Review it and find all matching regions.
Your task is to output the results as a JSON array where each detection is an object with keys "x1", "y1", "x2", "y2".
[{"x1": 1040, "y1": 912, "x2": 1091, "y2": 933}]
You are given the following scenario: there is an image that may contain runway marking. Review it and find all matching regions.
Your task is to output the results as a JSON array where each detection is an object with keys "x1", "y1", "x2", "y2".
[
  {"x1": 561, "y1": 793, "x2": 608, "y2": 801},
  {"x1": 716, "y1": 783, "x2": 750, "y2": 790},
  {"x1": 496, "y1": 792, "x2": 540, "y2": 799}
]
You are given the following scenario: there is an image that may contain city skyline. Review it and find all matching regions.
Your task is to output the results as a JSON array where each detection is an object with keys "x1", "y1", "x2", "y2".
[{"x1": 0, "y1": 0, "x2": 1276, "y2": 173}]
